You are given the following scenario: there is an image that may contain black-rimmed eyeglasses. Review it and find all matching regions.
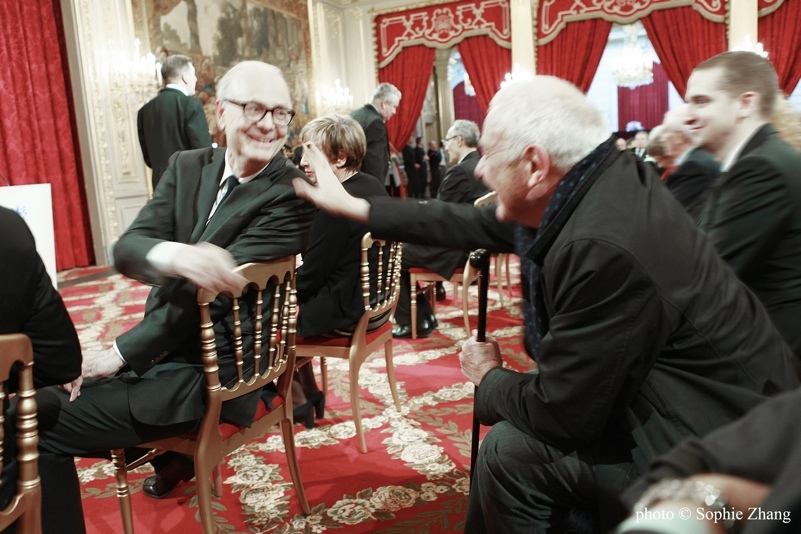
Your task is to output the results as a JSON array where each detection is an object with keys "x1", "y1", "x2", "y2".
[
  {"x1": 443, "y1": 135, "x2": 459, "y2": 143},
  {"x1": 224, "y1": 99, "x2": 295, "y2": 126}
]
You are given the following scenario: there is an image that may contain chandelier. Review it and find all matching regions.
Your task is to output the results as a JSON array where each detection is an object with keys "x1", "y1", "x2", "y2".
[
  {"x1": 108, "y1": 39, "x2": 160, "y2": 106},
  {"x1": 315, "y1": 80, "x2": 353, "y2": 114},
  {"x1": 611, "y1": 24, "x2": 653, "y2": 90},
  {"x1": 500, "y1": 63, "x2": 533, "y2": 89},
  {"x1": 463, "y1": 72, "x2": 476, "y2": 96}
]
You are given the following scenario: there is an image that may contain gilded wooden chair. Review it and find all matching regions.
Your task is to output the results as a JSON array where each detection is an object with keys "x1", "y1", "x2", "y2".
[
  {"x1": 295, "y1": 234, "x2": 402, "y2": 453},
  {"x1": 110, "y1": 257, "x2": 309, "y2": 534},
  {"x1": 0, "y1": 333, "x2": 41, "y2": 534}
]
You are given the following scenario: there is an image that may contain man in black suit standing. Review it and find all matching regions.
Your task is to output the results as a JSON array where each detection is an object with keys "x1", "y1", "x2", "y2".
[
  {"x1": 30, "y1": 61, "x2": 316, "y2": 531},
  {"x1": 350, "y1": 82, "x2": 401, "y2": 182},
  {"x1": 137, "y1": 54, "x2": 212, "y2": 191},
  {"x1": 391, "y1": 120, "x2": 489, "y2": 338},
  {"x1": 1, "y1": 208, "x2": 84, "y2": 529},
  {"x1": 631, "y1": 129, "x2": 649, "y2": 159},
  {"x1": 414, "y1": 136, "x2": 428, "y2": 198},
  {"x1": 689, "y1": 51, "x2": 801, "y2": 363},
  {"x1": 661, "y1": 104, "x2": 719, "y2": 218},
  {"x1": 401, "y1": 137, "x2": 418, "y2": 198}
]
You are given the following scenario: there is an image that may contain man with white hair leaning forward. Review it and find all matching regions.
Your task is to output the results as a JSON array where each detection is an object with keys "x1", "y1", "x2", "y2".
[{"x1": 294, "y1": 75, "x2": 798, "y2": 532}]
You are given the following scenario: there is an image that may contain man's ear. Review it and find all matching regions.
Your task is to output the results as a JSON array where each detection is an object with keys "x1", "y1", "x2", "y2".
[
  {"x1": 739, "y1": 91, "x2": 759, "y2": 119},
  {"x1": 215, "y1": 100, "x2": 226, "y2": 132},
  {"x1": 334, "y1": 150, "x2": 348, "y2": 168},
  {"x1": 526, "y1": 145, "x2": 551, "y2": 188}
]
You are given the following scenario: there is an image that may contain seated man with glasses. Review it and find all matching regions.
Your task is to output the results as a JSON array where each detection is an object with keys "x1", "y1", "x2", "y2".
[
  {"x1": 392, "y1": 120, "x2": 490, "y2": 338},
  {"x1": 24, "y1": 60, "x2": 315, "y2": 532}
]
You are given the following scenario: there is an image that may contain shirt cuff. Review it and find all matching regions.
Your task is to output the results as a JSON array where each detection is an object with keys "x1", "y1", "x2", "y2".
[
  {"x1": 112, "y1": 340, "x2": 126, "y2": 364},
  {"x1": 146, "y1": 241, "x2": 190, "y2": 276}
]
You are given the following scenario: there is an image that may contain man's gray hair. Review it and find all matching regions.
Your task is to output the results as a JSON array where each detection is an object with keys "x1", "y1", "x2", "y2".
[
  {"x1": 449, "y1": 120, "x2": 480, "y2": 147},
  {"x1": 216, "y1": 61, "x2": 286, "y2": 101},
  {"x1": 161, "y1": 54, "x2": 193, "y2": 84},
  {"x1": 662, "y1": 105, "x2": 692, "y2": 136},
  {"x1": 372, "y1": 83, "x2": 401, "y2": 105},
  {"x1": 486, "y1": 76, "x2": 610, "y2": 172}
]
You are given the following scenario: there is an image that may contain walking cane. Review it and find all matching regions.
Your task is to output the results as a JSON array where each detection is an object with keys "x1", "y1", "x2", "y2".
[{"x1": 468, "y1": 249, "x2": 491, "y2": 486}]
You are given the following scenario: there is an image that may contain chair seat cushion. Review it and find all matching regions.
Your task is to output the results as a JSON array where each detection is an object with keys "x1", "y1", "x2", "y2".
[
  {"x1": 297, "y1": 321, "x2": 391, "y2": 347},
  {"x1": 409, "y1": 267, "x2": 463, "y2": 275},
  {"x1": 184, "y1": 394, "x2": 285, "y2": 441}
]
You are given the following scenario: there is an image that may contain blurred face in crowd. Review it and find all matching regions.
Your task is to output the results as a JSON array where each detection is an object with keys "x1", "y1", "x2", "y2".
[
  {"x1": 379, "y1": 96, "x2": 399, "y2": 121},
  {"x1": 685, "y1": 67, "x2": 740, "y2": 158},
  {"x1": 633, "y1": 131, "x2": 649, "y2": 149},
  {"x1": 216, "y1": 65, "x2": 292, "y2": 175}
]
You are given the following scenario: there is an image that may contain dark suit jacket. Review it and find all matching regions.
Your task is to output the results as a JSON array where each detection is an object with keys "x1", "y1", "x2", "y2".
[
  {"x1": 0, "y1": 207, "x2": 82, "y2": 390},
  {"x1": 404, "y1": 150, "x2": 490, "y2": 278},
  {"x1": 137, "y1": 87, "x2": 212, "y2": 189},
  {"x1": 699, "y1": 124, "x2": 801, "y2": 360},
  {"x1": 296, "y1": 173, "x2": 389, "y2": 337},
  {"x1": 350, "y1": 104, "x2": 388, "y2": 181},
  {"x1": 665, "y1": 147, "x2": 719, "y2": 218},
  {"x1": 1, "y1": 207, "x2": 82, "y2": 509},
  {"x1": 401, "y1": 145, "x2": 416, "y2": 184},
  {"x1": 113, "y1": 148, "x2": 315, "y2": 427},
  {"x1": 623, "y1": 387, "x2": 801, "y2": 534},
  {"x1": 368, "y1": 146, "x2": 797, "y2": 480}
]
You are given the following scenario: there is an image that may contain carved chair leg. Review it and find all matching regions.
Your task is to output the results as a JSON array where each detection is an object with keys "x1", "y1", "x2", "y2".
[
  {"x1": 212, "y1": 464, "x2": 223, "y2": 499},
  {"x1": 194, "y1": 461, "x2": 216, "y2": 534},
  {"x1": 110, "y1": 448, "x2": 135, "y2": 534},
  {"x1": 384, "y1": 339, "x2": 401, "y2": 412},
  {"x1": 281, "y1": 419, "x2": 310, "y2": 514},
  {"x1": 410, "y1": 279, "x2": 418, "y2": 339},
  {"x1": 320, "y1": 357, "x2": 328, "y2": 397},
  {"x1": 349, "y1": 360, "x2": 367, "y2": 453}
]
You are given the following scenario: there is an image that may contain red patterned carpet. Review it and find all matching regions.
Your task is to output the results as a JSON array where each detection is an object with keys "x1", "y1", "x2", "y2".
[{"x1": 58, "y1": 261, "x2": 530, "y2": 533}]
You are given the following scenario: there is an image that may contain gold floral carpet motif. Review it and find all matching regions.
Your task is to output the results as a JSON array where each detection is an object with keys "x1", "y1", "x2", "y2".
[{"x1": 59, "y1": 261, "x2": 529, "y2": 533}]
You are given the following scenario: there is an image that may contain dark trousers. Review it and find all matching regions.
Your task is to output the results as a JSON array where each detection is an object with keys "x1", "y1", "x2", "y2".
[
  {"x1": 10, "y1": 378, "x2": 200, "y2": 533},
  {"x1": 466, "y1": 421, "x2": 635, "y2": 533},
  {"x1": 429, "y1": 168, "x2": 442, "y2": 198}
]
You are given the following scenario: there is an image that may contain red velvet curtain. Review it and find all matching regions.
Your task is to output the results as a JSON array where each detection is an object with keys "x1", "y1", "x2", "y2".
[
  {"x1": 759, "y1": 1, "x2": 801, "y2": 94},
  {"x1": 617, "y1": 62, "x2": 669, "y2": 131},
  {"x1": 457, "y1": 35, "x2": 512, "y2": 113},
  {"x1": 537, "y1": 19, "x2": 613, "y2": 93},
  {"x1": 0, "y1": 0, "x2": 94, "y2": 270},
  {"x1": 378, "y1": 45, "x2": 436, "y2": 152},
  {"x1": 642, "y1": 6, "x2": 726, "y2": 98},
  {"x1": 453, "y1": 82, "x2": 485, "y2": 127}
]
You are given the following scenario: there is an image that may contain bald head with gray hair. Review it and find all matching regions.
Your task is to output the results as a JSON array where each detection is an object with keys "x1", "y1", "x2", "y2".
[
  {"x1": 484, "y1": 76, "x2": 609, "y2": 172},
  {"x1": 371, "y1": 83, "x2": 401, "y2": 107}
]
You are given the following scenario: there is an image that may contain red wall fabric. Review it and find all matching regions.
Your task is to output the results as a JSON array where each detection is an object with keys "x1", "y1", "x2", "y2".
[
  {"x1": 642, "y1": 6, "x2": 726, "y2": 98},
  {"x1": 457, "y1": 35, "x2": 512, "y2": 113},
  {"x1": 452, "y1": 82, "x2": 485, "y2": 128},
  {"x1": 0, "y1": 0, "x2": 94, "y2": 270},
  {"x1": 378, "y1": 45, "x2": 436, "y2": 152},
  {"x1": 617, "y1": 62, "x2": 669, "y2": 132},
  {"x1": 759, "y1": 0, "x2": 801, "y2": 95},
  {"x1": 537, "y1": 18, "x2": 612, "y2": 93}
]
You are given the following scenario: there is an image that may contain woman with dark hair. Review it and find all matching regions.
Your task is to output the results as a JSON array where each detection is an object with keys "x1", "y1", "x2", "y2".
[{"x1": 293, "y1": 114, "x2": 390, "y2": 428}]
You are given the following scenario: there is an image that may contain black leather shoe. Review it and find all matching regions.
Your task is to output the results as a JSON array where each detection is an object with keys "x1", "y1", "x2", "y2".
[
  {"x1": 143, "y1": 456, "x2": 195, "y2": 499},
  {"x1": 293, "y1": 402, "x2": 315, "y2": 429},
  {"x1": 436, "y1": 283, "x2": 446, "y2": 301},
  {"x1": 392, "y1": 324, "x2": 413, "y2": 338},
  {"x1": 425, "y1": 313, "x2": 438, "y2": 329},
  {"x1": 393, "y1": 321, "x2": 434, "y2": 339}
]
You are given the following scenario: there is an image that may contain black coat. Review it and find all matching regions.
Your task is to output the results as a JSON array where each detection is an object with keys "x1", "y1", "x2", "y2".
[
  {"x1": 350, "y1": 104, "x2": 389, "y2": 182},
  {"x1": 368, "y1": 145, "x2": 797, "y2": 469},
  {"x1": 699, "y1": 124, "x2": 801, "y2": 360},
  {"x1": 296, "y1": 173, "x2": 389, "y2": 337},
  {"x1": 665, "y1": 147, "x2": 719, "y2": 218},
  {"x1": 114, "y1": 148, "x2": 315, "y2": 427},
  {"x1": 0, "y1": 207, "x2": 82, "y2": 390},
  {"x1": 137, "y1": 87, "x2": 212, "y2": 189}
]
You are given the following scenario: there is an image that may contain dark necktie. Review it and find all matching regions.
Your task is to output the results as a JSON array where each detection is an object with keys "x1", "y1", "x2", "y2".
[{"x1": 219, "y1": 175, "x2": 239, "y2": 206}]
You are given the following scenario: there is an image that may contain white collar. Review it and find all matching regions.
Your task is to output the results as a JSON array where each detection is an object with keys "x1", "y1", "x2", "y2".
[
  {"x1": 721, "y1": 124, "x2": 763, "y2": 172},
  {"x1": 165, "y1": 83, "x2": 190, "y2": 97},
  {"x1": 222, "y1": 150, "x2": 269, "y2": 186}
]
